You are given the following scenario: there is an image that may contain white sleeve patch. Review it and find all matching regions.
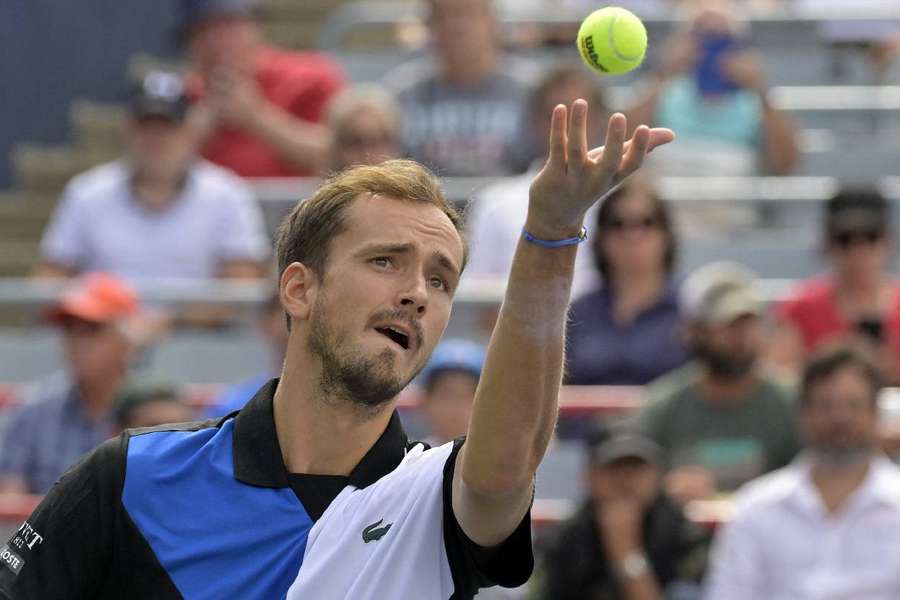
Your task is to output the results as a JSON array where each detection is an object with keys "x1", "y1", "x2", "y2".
[{"x1": 286, "y1": 441, "x2": 456, "y2": 599}]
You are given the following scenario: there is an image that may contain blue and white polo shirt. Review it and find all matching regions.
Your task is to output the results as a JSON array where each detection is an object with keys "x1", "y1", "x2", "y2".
[{"x1": 0, "y1": 379, "x2": 533, "y2": 599}]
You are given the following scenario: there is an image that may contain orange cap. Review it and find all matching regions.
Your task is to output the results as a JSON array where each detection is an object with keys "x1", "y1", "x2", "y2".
[{"x1": 46, "y1": 273, "x2": 140, "y2": 325}]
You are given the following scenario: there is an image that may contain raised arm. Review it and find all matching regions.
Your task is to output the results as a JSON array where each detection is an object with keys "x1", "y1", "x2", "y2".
[{"x1": 452, "y1": 100, "x2": 674, "y2": 546}]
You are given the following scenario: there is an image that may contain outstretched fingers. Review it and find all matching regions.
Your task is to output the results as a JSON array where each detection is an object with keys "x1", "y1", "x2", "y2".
[
  {"x1": 566, "y1": 99, "x2": 589, "y2": 170},
  {"x1": 545, "y1": 104, "x2": 568, "y2": 172},
  {"x1": 618, "y1": 126, "x2": 675, "y2": 179},
  {"x1": 618, "y1": 125, "x2": 651, "y2": 176},
  {"x1": 598, "y1": 113, "x2": 627, "y2": 173}
]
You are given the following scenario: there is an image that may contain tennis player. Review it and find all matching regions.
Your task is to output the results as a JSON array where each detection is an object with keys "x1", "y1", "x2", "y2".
[{"x1": 0, "y1": 101, "x2": 672, "y2": 599}]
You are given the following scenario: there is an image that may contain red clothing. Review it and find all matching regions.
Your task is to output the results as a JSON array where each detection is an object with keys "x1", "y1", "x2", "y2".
[
  {"x1": 191, "y1": 47, "x2": 344, "y2": 177},
  {"x1": 776, "y1": 276, "x2": 900, "y2": 358}
]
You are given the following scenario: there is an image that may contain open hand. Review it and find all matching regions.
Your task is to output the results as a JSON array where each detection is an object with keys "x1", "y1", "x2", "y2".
[{"x1": 526, "y1": 100, "x2": 674, "y2": 240}]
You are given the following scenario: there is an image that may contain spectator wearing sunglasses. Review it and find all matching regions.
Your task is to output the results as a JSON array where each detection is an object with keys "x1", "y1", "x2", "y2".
[
  {"x1": 565, "y1": 177, "x2": 688, "y2": 387},
  {"x1": 0, "y1": 274, "x2": 141, "y2": 494},
  {"x1": 771, "y1": 187, "x2": 900, "y2": 385}
]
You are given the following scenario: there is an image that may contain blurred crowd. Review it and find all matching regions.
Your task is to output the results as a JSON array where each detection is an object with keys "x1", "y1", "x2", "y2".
[{"x1": 3, "y1": 0, "x2": 900, "y2": 598}]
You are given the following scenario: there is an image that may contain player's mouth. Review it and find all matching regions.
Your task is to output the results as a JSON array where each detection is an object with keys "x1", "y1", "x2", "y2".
[{"x1": 374, "y1": 324, "x2": 413, "y2": 351}]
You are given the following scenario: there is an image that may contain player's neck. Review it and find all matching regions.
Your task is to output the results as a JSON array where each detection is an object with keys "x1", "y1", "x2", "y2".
[{"x1": 273, "y1": 351, "x2": 394, "y2": 476}]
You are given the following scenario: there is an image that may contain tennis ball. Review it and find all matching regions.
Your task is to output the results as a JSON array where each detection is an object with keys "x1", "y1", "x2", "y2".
[{"x1": 577, "y1": 7, "x2": 648, "y2": 76}]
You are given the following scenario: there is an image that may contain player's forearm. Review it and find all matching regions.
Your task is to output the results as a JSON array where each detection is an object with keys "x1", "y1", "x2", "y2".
[
  {"x1": 249, "y1": 104, "x2": 331, "y2": 173},
  {"x1": 461, "y1": 224, "x2": 578, "y2": 494}
]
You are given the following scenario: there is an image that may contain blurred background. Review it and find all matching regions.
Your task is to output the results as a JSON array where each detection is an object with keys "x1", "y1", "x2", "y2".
[{"x1": 1, "y1": 0, "x2": 899, "y2": 597}]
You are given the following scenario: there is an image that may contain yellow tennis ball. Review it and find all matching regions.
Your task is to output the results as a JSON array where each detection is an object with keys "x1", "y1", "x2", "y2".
[{"x1": 577, "y1": 6, "x2": 648, "y2": 76}]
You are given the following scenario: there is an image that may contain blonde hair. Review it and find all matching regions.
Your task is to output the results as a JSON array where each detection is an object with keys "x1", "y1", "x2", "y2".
[{"x1": 275, "y1": 159, "x2": 466, "y2": 281}]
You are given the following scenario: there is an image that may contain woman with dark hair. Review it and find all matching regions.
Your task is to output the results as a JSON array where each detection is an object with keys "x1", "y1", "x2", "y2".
[
  {"x1": 565, "y1": 178, "x2": 688, "y2": 385},
  {"x1": 771, "y1": 187, "x2": 900, "y2": 385}
]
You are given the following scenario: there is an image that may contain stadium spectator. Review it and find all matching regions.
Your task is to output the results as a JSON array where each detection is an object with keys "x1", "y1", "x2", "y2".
[
  {"x1": 629, "y1": 0, "x2": 798, "y2": 176},
  {"x1": 36, "y1": 71, "x2": 269, "y2": 281},
  {"x1": 184, "y1": 0, "x2": 344, "y2": 177},
  {"x1": 465, "y1": 64, "x2": 609, "y2": 300},
  {"x1": 417, "y1": 339, "x2": 486, "y2": 446},
  {"x1": 325, "y1": 83, "x2": 401, "y2": 174},
  {"x1": 638, "y1": 262, "x2": 799, "y2": 504},
  {"x1": 0, "y1": 274, "x2": 140, "y2": 494},
  {"x1": 204, "y1": 291, "x2": 288, "y2": 417},
  {"x1": 565, "y1": 177, "x2": 688, "y2": 386},
  {"x1": 384, "y1": 0, "x2": 535, "y2": 176},
  {"x1": 535, "y1": 423, "x2": 709, "y2": 600},
  {"x1": 704, "y1": 345, "x2": 900, "y2": 599},
  {"x1": 771, "y1": 187, "x2": 900, "y2": 385},
  {"x1": 114, "y1": 378, "x2": 194, "y2": 431}
]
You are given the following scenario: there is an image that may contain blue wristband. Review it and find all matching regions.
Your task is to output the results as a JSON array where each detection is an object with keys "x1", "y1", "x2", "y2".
[{"x1": 522, "y1": 226, "x2": 587, "y2": 248}]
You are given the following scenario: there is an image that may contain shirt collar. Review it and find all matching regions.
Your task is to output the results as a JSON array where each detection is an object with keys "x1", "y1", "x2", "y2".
[
  {"x1": 859, "y1": 455, "x2": 900, "y2": 509},
  {"x1": 784, "y1": 453, "x2": 900, "y2": 514},
  {"x1": 232, "y1": 379, "x2": 408, "y2": 489}
]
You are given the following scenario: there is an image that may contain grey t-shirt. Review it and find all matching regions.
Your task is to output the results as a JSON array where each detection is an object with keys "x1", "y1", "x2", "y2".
[
  {"x1": 637, "y1": 363, "x2": 800, "y2": 492},
  {"x1": 385, "y1": 59, "x2": 536, "y2": 176},
  {"x1": 41, "y1": 158, "x2": 269, "y2": 280}
]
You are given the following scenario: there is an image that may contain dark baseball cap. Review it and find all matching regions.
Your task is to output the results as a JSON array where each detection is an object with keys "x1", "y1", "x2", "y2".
[
  {"x1": 586, "y1": 423, "x2": 661, "y2": 467},
  {"x1": 130, "y1": 71, "x2": 188, "y2": 122},
  {"x1": 825, "y1": 187, "x2": 889, "y2": 235}
]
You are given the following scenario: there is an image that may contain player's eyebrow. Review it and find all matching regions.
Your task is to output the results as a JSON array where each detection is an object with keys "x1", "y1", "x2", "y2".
[
  {"x1": 432, "y1": 250, "x2": 460, "y2": 280},
  {"x1": 358, "y1": 243, "x2": 460, "y2": 278}
]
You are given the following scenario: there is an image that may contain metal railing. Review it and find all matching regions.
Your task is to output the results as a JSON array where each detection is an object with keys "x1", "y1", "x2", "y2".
[
  {"x1": 0, "y1": 277, "x2": 797, "y2": 313},
  {"x1": 319, "y1": 2, "x2": 900, "y2": 51},
  {"x1": 246, "y1": 176, "x2": 900, "y2": 207}
]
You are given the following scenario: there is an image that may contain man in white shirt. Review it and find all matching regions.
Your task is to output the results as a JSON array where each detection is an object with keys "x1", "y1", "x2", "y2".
[
  {"x1": 37, "y1": 71, "x2": 269, "y2": 282},
  {"x1": 704, "y1": 344, "x2": 900, "y2": 600}
]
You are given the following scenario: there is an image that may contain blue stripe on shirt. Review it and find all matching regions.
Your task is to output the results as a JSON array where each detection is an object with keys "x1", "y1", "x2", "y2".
[{"x1": 122, "y1": 421, "x2": 313, "y2": 599}]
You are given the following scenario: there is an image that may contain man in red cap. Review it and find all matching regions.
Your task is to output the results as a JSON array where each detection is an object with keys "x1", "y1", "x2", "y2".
[{"x1": 0, "y1": 273, "x2": 140, "y2": 494}]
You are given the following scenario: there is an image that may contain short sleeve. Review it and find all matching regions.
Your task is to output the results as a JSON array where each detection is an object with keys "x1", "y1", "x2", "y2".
[
  {"x1": 40, "y1": 184, "x2": 90, "y2": 270},
  {"x1": 0, "y1": 436, "x2": 124, "y2": 600},
  {"x1": 214, "y1": 180, "x2": 270, "y2": 263},
  {"x1": 441, "y1": 439, "x2": 534, "y2": 597}
]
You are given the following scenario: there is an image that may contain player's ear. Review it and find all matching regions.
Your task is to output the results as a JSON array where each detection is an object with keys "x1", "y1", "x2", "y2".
[{"x1": 280, "y1": 262, "x2": 317, "y2": 323}]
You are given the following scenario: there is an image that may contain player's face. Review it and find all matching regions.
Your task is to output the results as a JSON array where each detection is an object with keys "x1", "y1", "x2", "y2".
[
  {"x1": 801, "y1": 366, "x2": 878, "y2": 466},
  {"x1": 305, "y1": 195, "x2": 464, "y2": 409}
]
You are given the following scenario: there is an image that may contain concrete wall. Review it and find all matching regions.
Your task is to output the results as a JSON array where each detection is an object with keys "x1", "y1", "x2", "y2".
[{"x1": 0, "y1": 0, "x2": 182, "y2": 188}]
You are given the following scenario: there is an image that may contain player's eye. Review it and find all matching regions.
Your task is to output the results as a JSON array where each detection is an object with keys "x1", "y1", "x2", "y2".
[
  {"x1": 429, "y1": 276, "x2": 447, "y2": 290},
  {"x1": 371, "y1": 257, "x2": 393, "y2": 268}
]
